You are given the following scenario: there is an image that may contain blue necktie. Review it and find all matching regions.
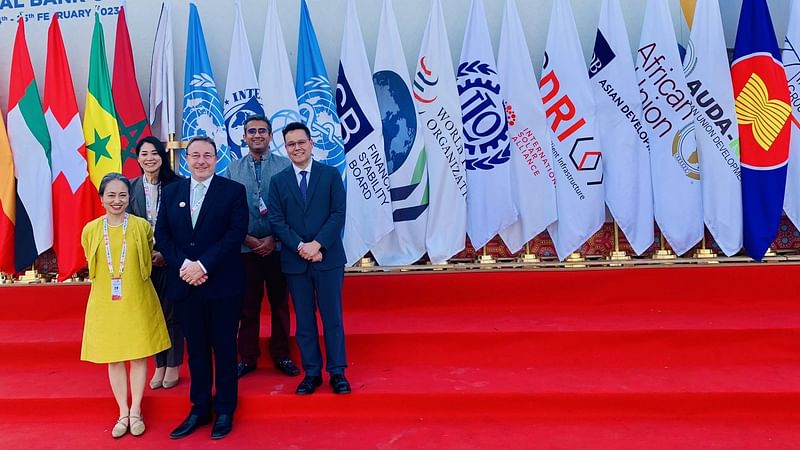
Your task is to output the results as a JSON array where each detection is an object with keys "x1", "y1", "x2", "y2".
[{"x1": 299, "y1": 170, "x2": 308, "y2": 203}]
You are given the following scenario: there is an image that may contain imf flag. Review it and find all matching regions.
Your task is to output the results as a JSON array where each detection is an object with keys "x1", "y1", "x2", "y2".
[{"x1": 732, "y1": 0, "x2": 792, "y2": 261}]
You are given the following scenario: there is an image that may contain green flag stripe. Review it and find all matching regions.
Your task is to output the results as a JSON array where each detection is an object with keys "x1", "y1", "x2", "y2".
[
  {"x1": 410, "y1": 148, "x2": 427, "y2": 185},
  {"x1": 87, "y1": 14, "x2": 117, "y2": 117},
  {"x1": 18, "y1": 82, "x2": 51, "y2": 165}
]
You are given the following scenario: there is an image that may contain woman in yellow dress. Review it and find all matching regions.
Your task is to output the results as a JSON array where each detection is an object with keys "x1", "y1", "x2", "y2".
[{"x1": 81, "y1": 173, "x2": 170, "y2": 438}]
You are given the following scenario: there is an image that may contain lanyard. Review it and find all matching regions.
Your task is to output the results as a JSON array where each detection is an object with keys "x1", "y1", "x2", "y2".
[
  {"x1": 143, "y1": 180, "x2": 161, "y2": 227},
  {"x1": 103, "y1": 213, "x2": 128, "y2": 277}
]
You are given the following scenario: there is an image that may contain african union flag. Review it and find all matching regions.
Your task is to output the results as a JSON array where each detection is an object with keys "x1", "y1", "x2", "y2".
[{"x1": 731, "y1": 0, "x2": 791, "y2": 261}]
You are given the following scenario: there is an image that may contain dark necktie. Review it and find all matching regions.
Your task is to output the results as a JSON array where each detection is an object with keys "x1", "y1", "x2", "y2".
[{"x1": 299, "y1": 170, "x2": 308, "y2": 203}]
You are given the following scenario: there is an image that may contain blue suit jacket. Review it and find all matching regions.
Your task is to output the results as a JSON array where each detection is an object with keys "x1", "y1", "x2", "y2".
[
  {"x1": 155, "y1": 176, "x2": 248, "y2": 301},
  {"x1": 267, "y1": 161, "x2": 346, "y2": 274}
]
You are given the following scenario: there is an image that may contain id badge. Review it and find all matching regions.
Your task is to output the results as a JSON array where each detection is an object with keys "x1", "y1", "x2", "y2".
[
  {"x1": 111, "y1": 277, "x2": 123, "y2": 301},
  {"x1": 259, "y1": 197, "x2": 268, "y2": 216}
]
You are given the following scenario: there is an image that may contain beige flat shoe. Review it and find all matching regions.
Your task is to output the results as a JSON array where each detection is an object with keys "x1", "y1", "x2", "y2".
[
  {"x1": 162, "y1": 377, "x2": 180, "y2": 389},
  {"x1": 111, "y1": 416, "x2": 129, "y2": 438},
  {"x1": 129, "y1": 414, "x2": 145, "y2": 437}
]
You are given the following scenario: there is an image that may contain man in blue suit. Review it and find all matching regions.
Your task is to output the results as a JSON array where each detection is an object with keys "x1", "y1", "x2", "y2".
[
  {"x1": 155, "y1": 136, "x2": 248, "y2": 439},
  {"x1": 268, "y1": 122, "x2": 350, "y2": 395}
]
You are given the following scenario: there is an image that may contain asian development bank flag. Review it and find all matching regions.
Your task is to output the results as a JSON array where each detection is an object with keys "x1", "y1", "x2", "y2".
[
  {"x1": 637, "y1": 0, "x2": 702, "y2": 255},
  {"x1": 590, "y1": 0, "x2": 654, "y2": 255},
  {"x1": 541, "y1": 0, "x2": 605, "y2": 260},
  {"x1": 497, "y1": 0, "x2": 556, "y2": 253},
  {"x1": 457, "y1": 0, "x2": 517, "y2": 250},
  {"x1": 336, "y1": 0, "x2": 393, "y2": 266},
  {"x1": 182, "y1": 3, "x2": 231, "y2": 175},
  {"x1": 296, "y1": 0, "x2": 345, "y2": 178},
  {"x1": 370, "y1": 0, "x2": 430, "y2": 266},
  {"x1": 259, "y1": 0, "x2": 301, "y2": 157},
  {"x1": 684, "y1": 0, "x2": 743, "y2": 256},
  {"x1": 732, "y1": 0, "x2": 792, "y2": 261},
  {"x1": 783, "y1": 0, "x2": 800, "y2": 232},
  {"x1": 223, "y1": 0, "x2": 264, "y2": 159},
  {"x1": 414, "y1": 0, "x2": 467, "y2": 263}
]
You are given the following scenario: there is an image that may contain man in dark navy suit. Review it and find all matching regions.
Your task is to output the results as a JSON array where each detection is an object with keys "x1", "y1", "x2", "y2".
[
  {"x1": 155, "y1": 136, "x2": 248, "y2": 439},
  {"x1": 267, "y1": 122, "x2": 350, "y2": 395}
]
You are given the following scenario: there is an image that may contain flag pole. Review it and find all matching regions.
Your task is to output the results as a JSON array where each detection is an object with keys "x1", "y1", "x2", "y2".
[
  {"x1": 165, "y1": 132, "x2": 186, "y2": 174},
  {"x1": 478, "y1": 242, "x2": 496, "y2": 264},
  {"x1": 520, "y1": 241, "x2": 539, "y2": 263},
  {"x1": 608, "y1": 220, "x2": 630, "y2": 264},
  {"x1": 0, "y1": 272, "x2": 13, "y2": 284},
  {"x1": 653, "y1": 233, "x2": 677, "y2": 260},
  {"x1": 17, "y1": 267, "x2": 44, "y2": 284},
  {"x1": 693, "y1": 229, "x2": 717, "y2": 260}
]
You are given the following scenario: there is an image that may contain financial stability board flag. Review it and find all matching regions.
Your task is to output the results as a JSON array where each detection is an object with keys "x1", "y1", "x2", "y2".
[
  {"x1": 8, "y1": 17, "x2": 53, "y2": 271},
  {"x1": 259, "y1": 0, "x2": 301, "y2": 157},
  {"x1": 496, "y1": 0, "x2": 557, "y2": 254},
  {"x1": 149, "y1": 1, "x2": 175, "y2": 142},
  {"x1": 336, "y1": 0, "x2": 394, "y2": 266},
  {"x1": 223, "y1": 0, "x2": 264, "y2": 159},
  {"x1": 783, "y1": 0, "x2": 800, "y2": 232},
  {"x1": 636, "y1": 0, "x2": 702, "y2": 256},
  {"x1": 114, "y1": 5, "x2": 153, "y2": 179},
  {"x1": 683, "y1": 0, "x2": 743, "y2": 256},
  {"x1": 0, "y1": 106, "x2": 15, "y2": 273},
  {"x1": 296, "y1": 0, "x2": 345, "y2": 177},
  {"x1": 45, "y1": 15, "x2": 96, "y2": 281},
  {"x1": 84, "y1": 12, "x2": 122, "y2": 189},
  {"x1": 590, "y1": 0, "x2": 654, "y2": 255},
  {"x1": 370, "y1": 0, "x2": 430, "y2": 265},
  {"x1": 732, "y1": 0, "x2": 792, "y2": 261},
  {"x1": 457, "y1": 0, "x2": 518, "y2": 250},
  {"x1": 541, "y1": 0, "x2": 605, "y2": 260},
  {"x1": 414, "y1": 0, "x2": 467, "y2": 263},
  {"x1": 182, "y1": 3, "x2": 231, "y2": 175}
]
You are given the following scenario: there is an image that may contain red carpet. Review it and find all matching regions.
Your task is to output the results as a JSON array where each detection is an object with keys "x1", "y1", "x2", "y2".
[{"x1": 1, "y1": 264, "x2": 799, "y2": 448}]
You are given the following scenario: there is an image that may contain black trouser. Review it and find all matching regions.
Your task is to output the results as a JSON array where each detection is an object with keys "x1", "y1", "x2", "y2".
[{"x1": 151, "y1": 266, "x2": 184, "y2": 368}]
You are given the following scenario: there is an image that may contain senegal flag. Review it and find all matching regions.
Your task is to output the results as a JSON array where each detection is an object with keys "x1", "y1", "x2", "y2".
[
  {"x1": 0, "y1": 111, "x2": 15, "y2": 274},
  {"x1": 84, "y1": 13, "x2": 121, "y2": 188}
]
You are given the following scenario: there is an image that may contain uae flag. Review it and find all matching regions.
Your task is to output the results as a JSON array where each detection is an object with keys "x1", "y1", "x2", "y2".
[{"x1": 113, "y1": 5, "x2": 152, "y2": 179}]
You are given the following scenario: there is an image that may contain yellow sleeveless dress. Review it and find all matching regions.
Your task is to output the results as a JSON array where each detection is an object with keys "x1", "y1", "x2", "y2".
[{"x1": 80, "y1": 219, "x2": 170, "y2": 363}]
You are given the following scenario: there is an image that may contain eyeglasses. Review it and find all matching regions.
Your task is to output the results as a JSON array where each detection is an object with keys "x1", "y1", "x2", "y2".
[
  {"x1": 246, "y1": 127, "x2": 270, "y2": 136},
  {"x1": 285, "y1": 139, "x2": 310, "y2": 149},
  {"x1": 187, "y1": 153, "x2": 216, "y2": 161}
]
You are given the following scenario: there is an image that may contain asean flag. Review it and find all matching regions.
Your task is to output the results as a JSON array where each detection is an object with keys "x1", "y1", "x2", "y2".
[{"x1": 732, "y1": 0, "x2": 791, "y2": 261}]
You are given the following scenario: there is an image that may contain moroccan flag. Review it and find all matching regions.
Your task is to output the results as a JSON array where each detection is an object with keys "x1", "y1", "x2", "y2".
[
  {"x1": 732, "y1": 0, "x2": 792, "y2": 260},
  {"x1": 0, "y1": 112, "x2": 14, "y2": 273},
  {"x1": 8, "y1": 17, "x2": 53, "y2": 272},
  {"x1": 84, "y1": 12, "x2": 122, "y2": 189},
  {"x1": 44, "y1": 15, "x2": 96, "y2": 281},
  {"x1": 113, "y1": 5, "x2": 151, "y2": 179}
]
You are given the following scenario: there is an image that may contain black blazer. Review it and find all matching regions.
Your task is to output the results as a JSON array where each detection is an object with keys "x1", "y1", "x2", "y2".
[
  {"x1": 268, "y1": 161, "x2": 346, "y2": 274},
  {"x1": 155, "y1": 176, "x2": 248, "y2": 301}
]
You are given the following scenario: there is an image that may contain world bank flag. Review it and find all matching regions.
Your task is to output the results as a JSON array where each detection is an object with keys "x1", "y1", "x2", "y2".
[
  {"x1": 296, "y1": 0, "x2": 345, "y2": 178},
  {"x1": 181, "y1": 3, "x2": 231, "y2": 175}
]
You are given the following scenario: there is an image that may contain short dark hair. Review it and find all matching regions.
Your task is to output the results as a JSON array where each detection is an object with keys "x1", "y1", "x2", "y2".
[
  {"x1": 135, "y1": 136, "x2": 180, "y2": 185},
  {"x1": 186, "y1": 136, "x2": 217, "y2": 152},
  {"x1": 98, "y1": 173, "x2": 131, "y2": 196},
  {"x1": 243, "y1": 114, "x2": 272, "y2": 133},
  {"x1": 282, "y1": 122, "x2": 311, "y2": 140}
]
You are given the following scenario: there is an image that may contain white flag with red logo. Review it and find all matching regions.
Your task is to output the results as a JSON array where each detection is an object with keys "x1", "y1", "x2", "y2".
[{"x1": 784, "y1": 0, "x2": 800, "y2": 231}]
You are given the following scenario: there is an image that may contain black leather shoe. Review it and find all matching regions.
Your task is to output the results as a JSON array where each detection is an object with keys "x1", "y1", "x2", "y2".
[
  {"x1": 274, "y1": 358, "x2": 300, "y2": 376},
  {"x1": 295, "y1": 375, "x2": 323, "y2": 395},
  {"x1": 210, "y1": 414, "x2": 233, "y2": 440},
  {"x1": 330, "y1": 374, "x2": 352, "y2": 395},
  {"x1": 170, "y1": 412, "x2": 212, "y2": 439},
  {"x1": 236, "y1": 362, "x2": 256, "y2": 379}
]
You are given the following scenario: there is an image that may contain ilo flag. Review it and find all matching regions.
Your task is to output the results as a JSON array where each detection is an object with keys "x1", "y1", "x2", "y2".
[
  {"x1": 784, "y1": 0, "x2": 800, "y2": 231},
  {"x1": 45, "y1": 15, "x2": 96, "y2": 281},
  {"x1": 457, "y1": 0, "x2": 517, "y2": 250},
  {"x1": 223, "y1": 0, "x2": 264, "y2": 159},
  {"x1": 636, "y1": 0, "x2": 702, "y2": 255},
  {"x1": 684, "y1": 0, "x2": 743, "y2": 256},
  {"x1": 541, "y1": 0, "x2": 605, "y2": 260},
  {"x1": 149, "y1": 2, "x2": 175, "y2": 142},
  {"x1": 732, "y1": 0, "x2": 792, "y2": 261},
  {"x1": 259, "y1": 0, "x2": 301, "y2": 157},
  {"x1": 371, "y1": 0, "x2": 429, "y2": 265},
  {"x1": 8, "y1": 17, "x2": 53, "y2": 271},
  {"x1": 336, "y1": 0, "x2": 393, "y2": 266},
  {"x1": 497, "y1": 0, "x2": 556, "y2": 253},
  {"x1": 590, "y1": 0, "x2": 654, "y2": 256},
  {"x1": 0, "y1": 108, "x2": 15, "y2": 273},
  {"x1": 114, "y1": 5, "x2": 153, "y2": 179},
  {"x1": 296, "y1": 0, "x2": 345, "y2": 178},
  {"x1": 414, "y1": 0, "x2": 467, "y2": 263},
  {"x1": 182, "y1": 3, "x2": 231, "y2": 176}
]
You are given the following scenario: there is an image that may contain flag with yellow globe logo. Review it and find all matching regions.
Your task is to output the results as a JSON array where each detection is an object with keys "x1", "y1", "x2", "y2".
[{"x1": 84, "y1": 13, "x2": 121, "y2": 188}]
